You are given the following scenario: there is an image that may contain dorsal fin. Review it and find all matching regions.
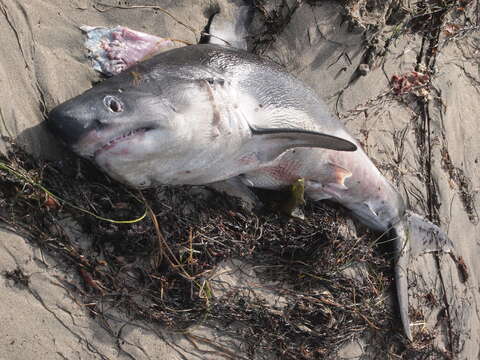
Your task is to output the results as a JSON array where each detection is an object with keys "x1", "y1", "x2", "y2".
[{"x1": 201, "y1": 1, "x2": 255, "y2": 50}]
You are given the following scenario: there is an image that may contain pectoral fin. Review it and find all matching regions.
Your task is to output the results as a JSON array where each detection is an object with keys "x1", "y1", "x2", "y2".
[
  {"x1": 250, "y1": 127, "x2": 357, "y2": 163},
  {"x1": 208, "y1": 177, "x2": 260, "y2": 211}
]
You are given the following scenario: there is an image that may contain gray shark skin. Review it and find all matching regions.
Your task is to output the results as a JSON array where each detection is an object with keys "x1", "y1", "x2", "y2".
[
  {"x1": 48, "y1": 44, "x2": 356, "y2": 188},
  {"x1": 47, "y1": 43, "x2": 451, "y2": 340}
]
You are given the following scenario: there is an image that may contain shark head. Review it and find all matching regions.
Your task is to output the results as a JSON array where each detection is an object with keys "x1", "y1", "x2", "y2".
[{"x1": 47, "y1": 72, "x2": 204, "y2": 187}]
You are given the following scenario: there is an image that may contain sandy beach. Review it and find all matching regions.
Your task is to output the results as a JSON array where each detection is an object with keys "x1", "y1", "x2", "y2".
[{"x1": 1, "y1": 0, "x2": 479, "y2": 358}]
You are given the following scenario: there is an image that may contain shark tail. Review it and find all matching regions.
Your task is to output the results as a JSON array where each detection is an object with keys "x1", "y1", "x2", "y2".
[
  {"x1": 392, "y1": 220, "x2": 412, "y2": 340},
  {"x1": 392, "y1": 211, "x2": 454, "y2": 341}
]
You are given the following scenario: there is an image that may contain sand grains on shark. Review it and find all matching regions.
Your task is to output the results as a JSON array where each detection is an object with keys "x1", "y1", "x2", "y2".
[{"x1": 46, "y1": 2, "x2": 455, "y2": 341}]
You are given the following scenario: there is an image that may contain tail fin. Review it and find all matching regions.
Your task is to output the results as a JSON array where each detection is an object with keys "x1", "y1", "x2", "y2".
[
  {"x1": 392, "y1": 220, "x2": 412, "y2": 340},
  {"x1": 392, "y1": 211, "x2": 454, "y2": 340},
  {"x1": 405, "y1": 211, "x2": 454, "y2": 255},
  {"x1": 202, "y1": 1, "x2": 255, "y2": 50}
]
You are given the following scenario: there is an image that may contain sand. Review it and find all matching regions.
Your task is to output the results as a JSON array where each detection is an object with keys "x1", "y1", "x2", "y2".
[{"x1": 1, "y1": 0, "x2": 479, "y2": 358}]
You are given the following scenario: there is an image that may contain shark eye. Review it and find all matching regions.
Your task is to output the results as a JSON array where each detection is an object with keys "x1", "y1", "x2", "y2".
[{"x1": 103, "y1": 95, "x2": 124, "y2": 113}]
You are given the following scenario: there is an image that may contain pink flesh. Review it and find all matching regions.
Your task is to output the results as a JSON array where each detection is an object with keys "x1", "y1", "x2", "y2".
[{"x1": 100, "y1": 27, "x2": 174, "y2": 73}]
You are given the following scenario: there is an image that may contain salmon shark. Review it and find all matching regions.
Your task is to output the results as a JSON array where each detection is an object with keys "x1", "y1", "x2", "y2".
[{"x1": 46, "y1": 8, "x2": 453, "y2": 341}]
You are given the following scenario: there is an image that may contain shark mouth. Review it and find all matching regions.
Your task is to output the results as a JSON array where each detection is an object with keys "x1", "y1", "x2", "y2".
[{"x1": 94, "y1": 127, "x2": 153, "y2": 157}]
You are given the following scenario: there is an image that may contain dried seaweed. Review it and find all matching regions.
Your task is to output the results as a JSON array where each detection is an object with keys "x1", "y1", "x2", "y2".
[{"x1": 0, "y1": 137, "x2": 438, "y2": 359}]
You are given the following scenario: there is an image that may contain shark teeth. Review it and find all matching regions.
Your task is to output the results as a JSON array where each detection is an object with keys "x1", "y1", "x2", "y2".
[{"x1": 94, "y1": 127, "x2": 149, "y2": 157}]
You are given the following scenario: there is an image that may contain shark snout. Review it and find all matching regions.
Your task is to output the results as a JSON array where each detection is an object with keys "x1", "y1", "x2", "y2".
[{"x1": 47, "y1": 102, "x2": 97, "y2": 146}]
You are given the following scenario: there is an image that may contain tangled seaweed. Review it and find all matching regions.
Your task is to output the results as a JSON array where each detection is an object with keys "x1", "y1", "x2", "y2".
[{"x1": 0, "y1": 137, "x2": 442, "y2": 359}]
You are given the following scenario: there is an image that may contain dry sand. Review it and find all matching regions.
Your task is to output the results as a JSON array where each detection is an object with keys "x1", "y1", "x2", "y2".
[{"x1": 1, "y1": 0, "x2": 480, "y2": 358}]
